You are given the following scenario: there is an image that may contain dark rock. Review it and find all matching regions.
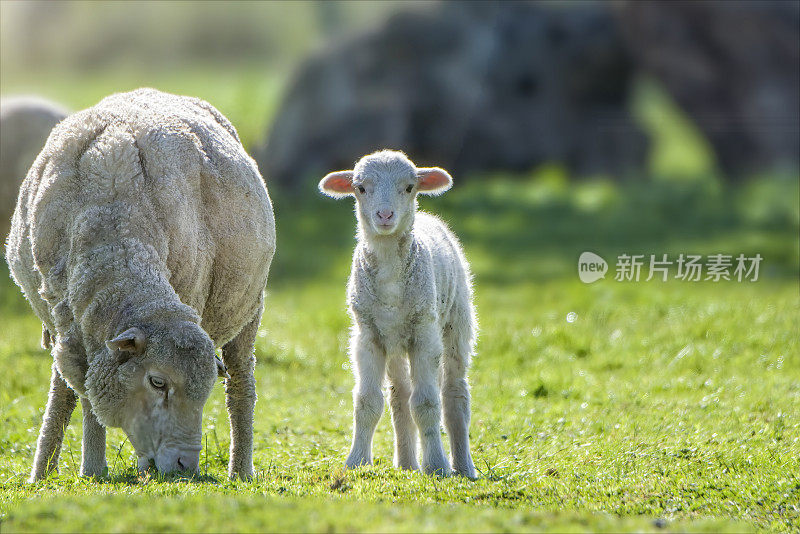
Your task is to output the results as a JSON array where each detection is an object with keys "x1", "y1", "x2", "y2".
[
  {"x1": 258, "y1": 2, "x2": 646, "y2": 190},
  {"x1": 615, "y1": 0, "x2": 800, "y2": 179}
]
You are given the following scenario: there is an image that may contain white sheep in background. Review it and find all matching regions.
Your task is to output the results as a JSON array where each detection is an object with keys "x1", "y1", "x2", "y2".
[
  {"x1": 319, "y1": 150, "x2": 477, "y2": 477},
  {"x1": 1, "y1": 96, "x2": 68, "y2": 238},
  {"x1": 6, "y1": 88, "x2": 275, "y2": 481}
]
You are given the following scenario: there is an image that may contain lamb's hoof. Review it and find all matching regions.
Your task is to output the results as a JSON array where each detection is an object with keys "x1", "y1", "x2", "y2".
[
  {"x1": 453, "y1": 466, "x2": 477, "y2": 480},
  {"x1": 395, "y1": 461, "x2": 421, "y2": 472},
  {"x1": 345, "y1": 454, "x2": 372, "y2": 470},
  {"x1": 423, "y1": 463, "x2": 452, "y2": 477}
]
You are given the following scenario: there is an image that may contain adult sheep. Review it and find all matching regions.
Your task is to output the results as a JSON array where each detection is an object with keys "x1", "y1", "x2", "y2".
[
  {"x1": 1, "y1": 96, "x2": 68, "y2": 238},
  {"x1": 6, "y1": 88, "x2": 275, "y2": 481}
]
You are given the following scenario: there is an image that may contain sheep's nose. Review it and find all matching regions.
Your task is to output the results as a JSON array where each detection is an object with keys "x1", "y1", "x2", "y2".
[
  {"x1": 177, "y1": 451, "x2": 200, "y2": 471},
  {"x1": 377, "y1": 210, "x2": 394, "y2": 222}
]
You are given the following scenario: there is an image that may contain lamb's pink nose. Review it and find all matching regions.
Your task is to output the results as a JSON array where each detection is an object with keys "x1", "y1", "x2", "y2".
[{"x1": 377, "y1": 210, "x2": 394, "y2": 222}]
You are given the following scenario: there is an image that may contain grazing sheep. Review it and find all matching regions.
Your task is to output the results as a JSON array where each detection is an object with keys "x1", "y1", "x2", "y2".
[
  {"x1": 319, "y1": 150, "x2": 477, "y2": 477},
  {"x1": 6, "y1": 88, "x2": 275, "y2": 481},
  {"x1": 1, "y1": 96, "x2": 68, "y2": 237}
]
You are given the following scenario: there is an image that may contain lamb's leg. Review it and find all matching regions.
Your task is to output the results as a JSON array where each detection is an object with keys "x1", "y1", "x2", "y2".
[
  {"x1": 386, "y1": 356, "x2": 419, "y2": 471},
  {"x1": 79, "y1": 397, "x2": 106, "y2": 477},
  {"x1": 346, "y1": 329, "x2": 386, "y2": 468},
  {"x1": 409, "y1": 325, "x2": 450, "y2": 476},
  {"x1": 442, "y1": 323, "x2": 476, "y2": 478},
  {"x1": 29, "y1": 365, "x2": 78, "y2": 482},
  {"x1": 222, "y1": 314, "x2": 260, "y2": 481}
]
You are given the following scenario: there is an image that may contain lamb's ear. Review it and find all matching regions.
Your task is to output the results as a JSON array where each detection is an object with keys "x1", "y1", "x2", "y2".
[
  {"x1": 417, "y1": 167, "x2": 453, "y2": 196},
  {"x1": 319, "y1": 170, "x2": 355, "y2": 198},
  {"x1": 215, "y1": 355, "x2": 230, "y2": 380},
  {"x1": 106, "y1": 327, "x2": 146, "y2": 358}
]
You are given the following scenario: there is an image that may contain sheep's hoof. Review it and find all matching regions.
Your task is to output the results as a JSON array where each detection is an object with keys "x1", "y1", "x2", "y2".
[
  {"x1": 229, "y1": 465, "x2": 254, "y2": 482},
  {"x1": 81, "y1": 463, "x2": 109, "y2": 479},
  {"x1": 28, "y1": 467, "x2": 53, "y2": 484},
  {"x1": 80, "y1": 470, "x2": 108, "y2": 480}
]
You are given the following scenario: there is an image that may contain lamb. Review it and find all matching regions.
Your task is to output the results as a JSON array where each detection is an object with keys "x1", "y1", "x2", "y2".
[
  {"x1": 6, "y1": 88, "x2": 275, "y2": 481},
  {"x1": 319, "y1": 149, "x2": 477, "y2": 477},
  {"x1": 1, "y1": 96, "x2": 68, "y2": 238}
]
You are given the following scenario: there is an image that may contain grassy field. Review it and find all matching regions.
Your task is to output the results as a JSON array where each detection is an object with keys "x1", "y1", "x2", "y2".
[
  {"x1": 1, "y1": 170, "x2": 798, "y2": 532},
  {"x1": 1, "y1": 62, "x2": 799, "y2": 531},
  {"x1": 0, "y1": 63, "x2": 286, "y2": 152}
]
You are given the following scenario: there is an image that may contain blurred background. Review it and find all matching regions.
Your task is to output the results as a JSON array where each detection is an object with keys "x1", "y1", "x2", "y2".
[{"x1": 1, "y1": 0, "x2": 797, "y2": 283}]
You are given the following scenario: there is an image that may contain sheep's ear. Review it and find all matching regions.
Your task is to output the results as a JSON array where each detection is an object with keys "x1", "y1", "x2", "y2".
[
  {"x1": 319, "y1": 170, "x2": 355, "y2": 198},
  {"x1": 215, "y1": 355, "x2": 230, "y2": 380},
  {"x1": 106, "y1": 327, "x2": 147, "y2": 358},
  {"x1": 417, "y1": 167, "x2": 453, "y2": 196}
]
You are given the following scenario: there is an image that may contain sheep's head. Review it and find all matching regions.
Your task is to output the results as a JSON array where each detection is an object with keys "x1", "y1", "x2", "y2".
[
  {"x1": 86, "y1": 321, "x2": 225, "y2": 474},
  {"x1": 319, "y1": 150, "x2": 452, "y2": 237}
]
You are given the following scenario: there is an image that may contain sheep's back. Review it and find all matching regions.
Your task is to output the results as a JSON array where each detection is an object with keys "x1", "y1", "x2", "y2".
[{"x1": 7, "y1": 88, "x2": 275, "y2": 346}]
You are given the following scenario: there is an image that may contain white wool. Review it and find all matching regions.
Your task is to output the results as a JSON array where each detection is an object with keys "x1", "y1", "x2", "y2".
[
  {"x1": 6, "y1": 88, "x2": 275, "y2": 481},
  {"x1": 320, "y1": 149, "x2": 477, "y2": 477}
]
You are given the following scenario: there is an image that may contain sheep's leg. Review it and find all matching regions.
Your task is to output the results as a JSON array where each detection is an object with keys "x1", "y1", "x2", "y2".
[
  {"x1": 442, "y1": 324, "x2": 476, "y2": 478},
  {"x1": 386, "y1": 356, "x2": 419, "y2": 471},
  {"x1": 222, "y1": 314, "x2": 260, "y2": 481},
  {"x1": 79, "y1": 397, "x2": 106, "y2": 477},
  {"x1": 30, "y1": 365, "x2": 78, "y2": 482},
  {"x1": 346, "y1": 329, "x2": 386, "y2": 468},
  {"x1": 409, "y1": 326, "x2": 450, "y2": 476}
]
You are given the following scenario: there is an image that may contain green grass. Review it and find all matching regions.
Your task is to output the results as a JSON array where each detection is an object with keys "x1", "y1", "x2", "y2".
[
  {"x1": 1, "y1": 171, "x2": 798, "y2": 532},
  {"x1": 1, "y1": 58, "x2": 799, "y2": 532},
  {"x1": 0, "y1": 63, "x2": 286, "y2": 151}
]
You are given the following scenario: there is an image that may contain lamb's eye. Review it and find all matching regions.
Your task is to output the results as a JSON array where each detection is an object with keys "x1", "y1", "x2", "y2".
[
  {"x1": 405, "y1": 184, "x2": 414, "y2": 193},
  {"x1": 356, "y1": 185, "x2": 366, "y2": 194},
  {"x1": 149, "y1": 376, "x2": 166, "y2": 389}
]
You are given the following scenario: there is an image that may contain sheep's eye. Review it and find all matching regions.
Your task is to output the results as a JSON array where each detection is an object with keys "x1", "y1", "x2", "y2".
[
  {"x1": 405, "y1": 184, "x2": 414, "y2": 193},
  {"x1": 356, "y1": 185, "x2": 366, "y2": 194},
  {"x1": 149, "y1": 376, "x2": 166, "y2": 389}
]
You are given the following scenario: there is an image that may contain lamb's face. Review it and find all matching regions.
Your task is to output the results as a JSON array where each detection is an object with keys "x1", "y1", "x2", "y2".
[
  {"x1": 89, "y1": 322, "x2": 220, "y2": 474},
  {"x1": 318, "y1": 150, "x2": 453, "y2": 236},
  {"x1": 352, "y1": 154, "x2": 419, "y2": 236}
]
